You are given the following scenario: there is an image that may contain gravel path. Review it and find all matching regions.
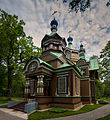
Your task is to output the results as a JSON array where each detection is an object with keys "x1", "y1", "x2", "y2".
[{"x1": 48, "y1": 104, "x2": 110, "y2": 120}]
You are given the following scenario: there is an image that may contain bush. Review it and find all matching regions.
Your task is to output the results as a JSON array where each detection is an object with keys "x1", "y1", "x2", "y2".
[
  {"x1": 98, "y1": 100, "x2": 108, "y2": 104},
  {"x1": 49, "y1": 108, "x2": 67, "y2": 113}
]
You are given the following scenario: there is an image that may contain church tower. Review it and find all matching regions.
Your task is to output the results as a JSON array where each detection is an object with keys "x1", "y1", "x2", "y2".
[
  {"x1": 41, "y1": 17, "x2": 67, "y2": 55},
  {"x1": 65, "y1": 34, "x2": 79, "y2": 63}
]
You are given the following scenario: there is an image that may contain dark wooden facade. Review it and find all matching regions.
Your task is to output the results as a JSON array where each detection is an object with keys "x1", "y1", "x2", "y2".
[{"x1": 24, "y1": 19, "x2": 99, "y2": 109}]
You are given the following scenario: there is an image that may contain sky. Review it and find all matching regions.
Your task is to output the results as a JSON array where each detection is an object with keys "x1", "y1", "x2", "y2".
[{"x1": 0, "y1": 0, "x2": 110, "y2": 59}]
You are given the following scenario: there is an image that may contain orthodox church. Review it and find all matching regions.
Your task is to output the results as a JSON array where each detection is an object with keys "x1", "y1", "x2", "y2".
[{"x1": 24, "y1": 17, "x2": 99, "y2": 110}]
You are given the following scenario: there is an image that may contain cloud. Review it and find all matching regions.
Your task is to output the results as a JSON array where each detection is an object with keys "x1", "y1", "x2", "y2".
[{"x1": 0, "y1": 0, "x2": 110, "y2": 59}]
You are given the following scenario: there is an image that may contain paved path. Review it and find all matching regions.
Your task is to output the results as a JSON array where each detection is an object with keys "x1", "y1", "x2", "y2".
[
  {"x1": 0, "y1": 110, "x2": 26, "y2": 120},
  {"x1": 48, "y1": 104, "x2": 110, "y2": 120},
  {"x1": 0, "y1": 108, "x2": 28, "y2": 120}
]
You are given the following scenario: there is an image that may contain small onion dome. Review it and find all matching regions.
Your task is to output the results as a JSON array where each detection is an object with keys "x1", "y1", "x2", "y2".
[
  {"x1": 80, "y1": 44, "x2": 83, "y2": 48},
  {"x1": 67, "y1": 36, "x2": 73, "y2": 42},
  {"x1": 50, "y1": 19, "x2": 58, "y2": 27}
]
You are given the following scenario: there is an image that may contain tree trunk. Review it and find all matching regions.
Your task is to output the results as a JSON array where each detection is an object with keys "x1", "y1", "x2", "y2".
[{"x1": 7, "y1": 58, "x2": 12, "y2": 101}]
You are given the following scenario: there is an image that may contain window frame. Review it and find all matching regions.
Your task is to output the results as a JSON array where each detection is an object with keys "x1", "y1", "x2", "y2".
[
  {"x1": 57, "y1": 76, "x2": 68, "y2": 94},
  {"x1": 75, "y1": 76, "x2": 79, "y2": 96}
]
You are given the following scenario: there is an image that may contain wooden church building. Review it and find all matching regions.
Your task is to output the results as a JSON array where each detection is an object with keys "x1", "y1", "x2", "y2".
[{"x1": 24, "y1": 17, "x2": 99, "y2": 110}]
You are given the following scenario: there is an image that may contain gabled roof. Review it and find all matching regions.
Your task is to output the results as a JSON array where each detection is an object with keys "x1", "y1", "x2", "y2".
[
  {"x1": 50, "y1": 52, "x2": 62, "y2": 58},
  {"x1": 38, "y1": 58, "x2": 54, "y2": 69},
  {"x1": 89, "y1": 58, "x2": 99, "y2": 71},
  {"x1": 79, "y1": 56, "x2": 85, "y2": 60},
  {"x1": 59, "y1": 63, "x2": 71, "y2": 68}
]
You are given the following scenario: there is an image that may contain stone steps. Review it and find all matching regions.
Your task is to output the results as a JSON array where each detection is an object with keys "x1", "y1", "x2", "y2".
[{"x1": 10, "y1": 102, "x2": 27, "y2": 113}]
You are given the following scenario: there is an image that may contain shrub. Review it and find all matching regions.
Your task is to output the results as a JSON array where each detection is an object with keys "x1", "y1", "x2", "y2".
[
  {"x1": 98, "y1": 100, "x2": 108, "y2": 104},
  {"x1": 49, "y1": 108, "x2": 67, "y2": 113}
]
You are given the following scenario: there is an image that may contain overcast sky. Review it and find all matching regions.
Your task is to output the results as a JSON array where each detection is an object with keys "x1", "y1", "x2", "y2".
[{"x1": 0, "y1": 0, "x2": 110, "y2": 59}]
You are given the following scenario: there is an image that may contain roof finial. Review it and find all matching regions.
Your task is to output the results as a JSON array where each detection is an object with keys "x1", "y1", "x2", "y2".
[
  {"x1": 52, "y1": 11, "x2": 57, "y2": 19},
  {"x1": 80, "y1": 40, "x2": 83, "y2": 48},
  {"x1": 68, "y1": 30, "x2": 72, "y2": 37},
  {"x1": 80, "y1": 40, "x2": 83, "y2": 44},
  {"x1": 67, "y1": 31, "x2": 73, "y2": 49}
]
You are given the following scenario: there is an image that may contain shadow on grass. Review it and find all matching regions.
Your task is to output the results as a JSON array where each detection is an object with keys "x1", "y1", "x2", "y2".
[
  {"x1": 0, "y1": 97, "x2": 24, "y2": 104},
  {"x1": 28, "y1": 104, "x2": 104, "y2": 120}
]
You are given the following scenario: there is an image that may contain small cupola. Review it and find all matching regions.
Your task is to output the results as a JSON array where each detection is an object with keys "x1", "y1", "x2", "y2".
[
  {"x1": 67, "y1": 31, "x2": 73, "y2": 49},
  {"x1": 50, "y1": 17, "x2": 58, "y2": 32},
  {"x1": 79, "y1": 41, "x2": 85, "y2": 59}
]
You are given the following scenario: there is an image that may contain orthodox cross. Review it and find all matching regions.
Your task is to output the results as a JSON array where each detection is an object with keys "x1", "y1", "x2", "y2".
[
  {"x1": 52, "y1": 11, "x2": 57, "y2": 19},
  {"x1": 80, "y1": 40, "x2": 83, "y2": 44},
  {"x1": 68, "y1": 30, "x2": 72, "y2": 37}
]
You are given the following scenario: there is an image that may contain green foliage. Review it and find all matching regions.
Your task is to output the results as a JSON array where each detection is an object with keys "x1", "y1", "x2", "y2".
[
  {"x1": 106, "y1": 0, "x2": 110, "y2": 7},
  {"x1": 98, "y1": 97, "x2": 110, "y2": 102},
  {"x1": 49, "y1": 108, "x2": 67, "y2": 113},
  {"x1": 28, "y1": 104, "x2": 103, "y2": 120},
  {"x1": 0, "y1": 9, "x2": 42, "y2": 98},
  {"x1": 61, "y1": 0, "x2": 110, "y2": 13},
  {"x1": 99, "y1": 41, "x2": 110, "y2": 97},
  {"x1": 69, "y1": 0, "x2": 90, "y2": 13},
  {"x1": 100, "y1": 41, "x2": 110, "y2": 81},
  {"x1": 0, "y1": 105, "x2": 8, "y2": 108},
  {"x1": 0, "y1": 97, "x2": 23, "y2": 104},
  {"x1": 98, "y1": 100, "x2": 109, "y2": 104},
  {"x1": 96, "y1": 80, "x2": 105, "y2": 98}
]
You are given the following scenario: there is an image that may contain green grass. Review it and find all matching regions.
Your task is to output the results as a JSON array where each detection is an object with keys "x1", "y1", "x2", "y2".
[
  {"x1": 97, "y1": 114, "x2": 110, "y2": 120},
  {"x1": 98, "y1": 100, "x2": 109, "y2": 104},
  {"x1": 28, "y1": 104, "x2": 104, "y2": 120},
  {"x1": 0, "y1": 105, "x2": 8, "y2": 108},
  {"x1": 0, "y1": 97, "x2": 24, "y2": 104},
  {"x1": 49, "y1": 108, "x2": 67, "y2": 113},
  {"x1": 98, "y1": 97, "x2": 110, "y2": 102}
]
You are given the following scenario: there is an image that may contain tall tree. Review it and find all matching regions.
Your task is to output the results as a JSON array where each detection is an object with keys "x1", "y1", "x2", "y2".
[
  {"x1": 99, "y1": 41, "x2": 110, "y2": 97},
  {"x1": 61, "y1": 0, "x2": 110, "y2": 12},
  {"x1": 0, "y1": 9, "x2": 41, "y2": 100}
]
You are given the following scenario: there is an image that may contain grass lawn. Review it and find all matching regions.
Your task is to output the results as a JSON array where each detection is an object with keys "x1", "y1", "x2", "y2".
[
  {"x1": 98, "y1": 97, "x2": 110, "y2": 102},
  {"x1": 0, "y1": 97, "x2": 24, "y2": 104},
  {"x1": 0, "y1": 105, "x2": 8, "y2": 108},
  {"x1": 28, "y1": 104, "x2": 104, "y2": 120},
  {"x1": 97, "y1": 114, "x2": 110, "y2": 120}
]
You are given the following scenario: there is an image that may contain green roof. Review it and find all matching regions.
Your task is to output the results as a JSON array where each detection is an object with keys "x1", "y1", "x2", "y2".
[
  {"x1": 49, "y1": 31, "x2": 56, "y2": 36},
  {"x1": 50, "y1": 52, "x2": 62, "y2": 58},
  {"x1": 38, "y1": 58, "x2": 54, "y2": 69},
  {"x1": 59, "y1": 63, "x2": 71, "y2": 68},
  {"x1": 79, "y1": 56, "x2": 89, "y2": 62},
  {"x1": 79, "y1": 56, "x2": 85, "y2": 59},
  {"x1": 89, "y1": 58, "x2": 99, "y2": 70}
]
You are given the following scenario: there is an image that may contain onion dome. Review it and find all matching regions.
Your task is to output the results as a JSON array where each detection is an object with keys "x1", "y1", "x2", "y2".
[
  {"x1": 67, "y1": 36, "x2": 73, "y2": 42},
  {"x1": 80, "y1": 44, "x2": 83, "y2": 48},
  {"x1": 50, "y1": 18, "x2": 58, "y2": 27}
]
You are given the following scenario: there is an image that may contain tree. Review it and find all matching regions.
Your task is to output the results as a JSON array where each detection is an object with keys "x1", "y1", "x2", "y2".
[
  {"x1": 99, "y1": 41, "x2": 110, "y2": 97},
  {"x1": 0, "y1": 9, "x2": 42, "y2": 100},
  {"x1": 61, "y1": 0, "x2": 110, "y2": 13}
]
